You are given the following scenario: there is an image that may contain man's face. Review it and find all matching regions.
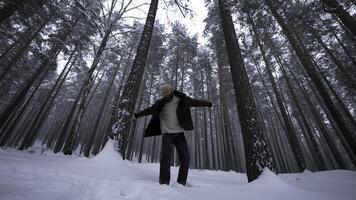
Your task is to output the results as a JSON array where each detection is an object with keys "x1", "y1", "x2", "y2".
[{"x1": 162, "y1": 87, "x2": 172, "y2": 97}]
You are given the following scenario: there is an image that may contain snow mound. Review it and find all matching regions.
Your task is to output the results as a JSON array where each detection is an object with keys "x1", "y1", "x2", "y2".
[
  {"x1": 25, "y1": 140, "x2": 50, "y2": 154},
  {"x1": 90, "y1": 139, "x2": 123, "y2": 164},
  {"x1": 302, "y1": 169, "x2": 314, "y2": 174},
  {"x1": 249, "y1": 167, "x2": 288, "y2": 187}
]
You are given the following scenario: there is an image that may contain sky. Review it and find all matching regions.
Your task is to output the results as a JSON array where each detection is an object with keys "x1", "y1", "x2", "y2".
[
  {"x1": 57, "y1": 0, "x2": 209, "y2": 75},
  {"x1": 129, "y1": 0, "x2": 209, "y2": 45},
  {"x1": 156, "y1": 0, "x2": 209, "y2": 45},
  {"x1": 58, "y1": 0, "x2": 209, "y2": 73}
]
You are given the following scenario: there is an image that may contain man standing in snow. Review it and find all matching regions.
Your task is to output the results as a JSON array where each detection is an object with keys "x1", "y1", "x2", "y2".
[{"x1": 134, "y1": 84, "x2": 212, "y2": 186}]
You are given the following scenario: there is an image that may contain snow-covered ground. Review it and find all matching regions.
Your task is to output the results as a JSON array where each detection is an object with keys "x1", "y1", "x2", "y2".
[{"x1": 1, "y1": 140, "x2": 355, "y2": 200}]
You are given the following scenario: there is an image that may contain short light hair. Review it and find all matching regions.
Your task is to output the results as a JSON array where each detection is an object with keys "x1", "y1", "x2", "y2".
[{"x1": 162, "y1": 84, "x2": 174, "y2": 91}]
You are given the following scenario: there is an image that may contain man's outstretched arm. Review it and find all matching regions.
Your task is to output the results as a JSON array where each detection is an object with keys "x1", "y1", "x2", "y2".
[
  {"x1": 134, "y1": 101, "x2": 158, "y2": 118},
  {"x1": 186, "y1": 96, "x2": 212, "y2": 108}
]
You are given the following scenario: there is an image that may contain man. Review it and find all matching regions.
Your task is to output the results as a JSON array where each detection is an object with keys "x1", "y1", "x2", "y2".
[{"x1": 133, "y1": 84, "x2": 212, "y2": 186}]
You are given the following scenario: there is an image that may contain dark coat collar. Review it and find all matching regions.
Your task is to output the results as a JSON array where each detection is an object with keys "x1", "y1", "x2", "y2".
[{"x1": 173, "y1": 90, "x2": 186, "y2": 98}]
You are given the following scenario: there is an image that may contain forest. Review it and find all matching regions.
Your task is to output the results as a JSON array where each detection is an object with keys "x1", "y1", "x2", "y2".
[{"x1": 0, "y1": 0, "x2": 355, "y2": 185}]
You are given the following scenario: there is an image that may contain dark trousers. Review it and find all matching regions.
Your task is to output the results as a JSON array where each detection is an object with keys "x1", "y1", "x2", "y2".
[{"x1": 159, "y1": 132, "x2": 190, "y2": 185}]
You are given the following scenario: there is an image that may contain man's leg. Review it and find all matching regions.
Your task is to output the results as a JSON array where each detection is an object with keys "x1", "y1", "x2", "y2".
[
  {"x1": 159, "y1": 134, "x2": 172, "y2": 185},
  {"x1": 173, "y1": 132, "x2": 190, "y2": 185}
]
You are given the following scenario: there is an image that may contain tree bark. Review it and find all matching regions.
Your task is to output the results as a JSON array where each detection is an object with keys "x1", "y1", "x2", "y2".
[
  {"x1": 265, "y1": 0, "x2": 356, "y2": 157},
  {"x1": 0, "y1": 0, "x2": 46, "y2": 23},
  {"x1": 309, "y1": 26, "x2": 356, "y2": 91},
  {"x1": 0, "y1": 19, "x2": 76, "y2": 131},
  {"x1": 247, "y1": 13, "x2": 306, "y2": 171},
  {"x1": 110, "y1": 0, "x2": 159, "y2": 159},
  {"x1": 218, "y1": 0, "x2": 275, "y2": 182},
  {"x1": 321, "y1": 0, "x2": 356, "y2": 37}
]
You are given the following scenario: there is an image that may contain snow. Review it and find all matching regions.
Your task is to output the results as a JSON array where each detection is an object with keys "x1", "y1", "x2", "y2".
[
  {"x1": 90, "y1": 139, "x2": 123, "y2": 164},
  {"x1": 1, "y1": 141, "x2": 356, "y2": 200}
]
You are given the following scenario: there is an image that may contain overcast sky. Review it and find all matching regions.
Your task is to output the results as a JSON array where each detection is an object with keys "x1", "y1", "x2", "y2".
[
  {"x1": 59, "y1": 0, "x2": 209, "y2": 72},
  {"x1": 157, "y1": 0, "x2": 208, "y2": 44},
  {"x1": 129, "y1": 0, "x2": 209, "y2": 45}
]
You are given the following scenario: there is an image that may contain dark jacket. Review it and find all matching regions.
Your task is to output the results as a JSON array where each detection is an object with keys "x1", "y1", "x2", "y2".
[{"x1": 135, "y1": 90, "x2": 212, "y2": 137}]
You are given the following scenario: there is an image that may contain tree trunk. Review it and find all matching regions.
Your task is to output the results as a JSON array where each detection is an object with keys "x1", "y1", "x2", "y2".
[
  {"x1": 110, "y1": 0, "x2": 159, "y2": 159},
  {"x1": 82, "y1": 56, "x2": 123, "y2": 157},
  {"x1": 330, "y1": 30, "x2": 356, "y2": 67},
  {"x1": 16, "y1": 49, "x2": 78, "y2": 150},
  {"x1": 0, "y1": 0, "x2": 46, "y2": 24},
  {"x1": 62, "y1": 30, "x2": 111, "y2": 155},
  {"x1": 205, "y1": 64, "x2": 216, "y2": 170},
  {"x1": 309, "y1": 26, "x2": 356, "y2": 91},
  {"x1": 288, "y1": 64, "x2": 354, "y2": 168},
  {"x1": 218, "y1": 0, "x2": 275, "y2": 182},
  {"x1": 98, "y1": 46, "x2": 135, "y2": 154},
  {"x1": 321, "y1": 0, "x2": 356, "y2": 37},
  {"x1": 0, "y1": 18, "x2": 49, "y2": 82},
  {"x1": 265, "y1": 0, "x2": 356, "y2": 157},
  {"x1": 247, "y1": 13, "x2": 306, "y2": 171}
]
